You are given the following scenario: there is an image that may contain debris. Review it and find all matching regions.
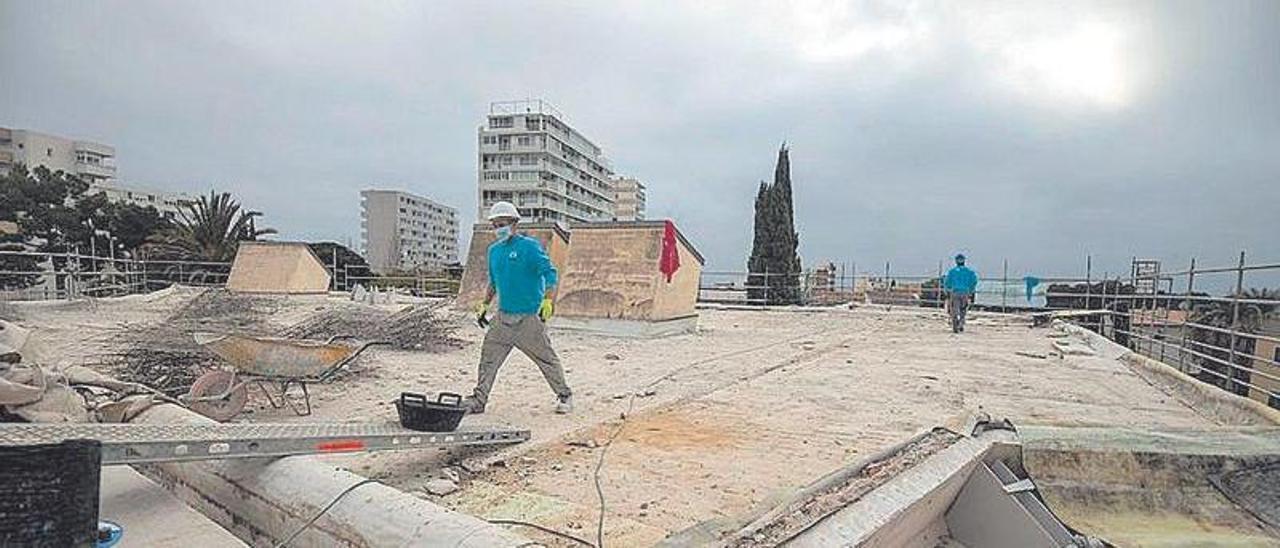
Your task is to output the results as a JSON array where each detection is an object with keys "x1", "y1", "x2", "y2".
[
  {"x1": 520, "y1": 456, "x2": 537, "y2": 465},
  {"x1": 279, "y1": 302, "x2": 462, "y2": 351},
  {"x1": 1051, "y1": 339, "x2": 1096, "y2": 356},
  {"x1": 919, "y1": 375, "x2": 939, "y2": 381},
  {"x1": 604, "y1": 353, "x2": 621, "y2": 361},
  {"x1": 568, "y1": 439, "x2": 599, "y2": 449},
  {"x1": 424, "y1": 479, "x2": 460, "y2": 496},
  {"x1": 441, "y1": 467, "x2": 461, "y2": 483},
  {"x1": 1014, "y1": 351, "x2": 1048, "y2": 359},
  {"x1": 100, "y1": 289, "x2": 276, "y2": 393},
  {"x1": 104, "y1": 348, "x2": 212, "y2": 395},
  {"x1": 636, "y1": 389, "x2": 658, "y2": 398}
]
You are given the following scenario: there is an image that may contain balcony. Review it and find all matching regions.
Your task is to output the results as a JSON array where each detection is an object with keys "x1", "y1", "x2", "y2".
[{"x1": 76, "y1": 160, "x2": 116, "y2": 179}]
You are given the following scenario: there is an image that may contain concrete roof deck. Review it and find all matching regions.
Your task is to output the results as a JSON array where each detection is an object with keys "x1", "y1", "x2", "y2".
[
  {"x1": 301, "y1": 305, "x2": 1219, "y2": 546},
  {"x1": 12, "y1": 290, "x2": 1248, "y2": 546}
]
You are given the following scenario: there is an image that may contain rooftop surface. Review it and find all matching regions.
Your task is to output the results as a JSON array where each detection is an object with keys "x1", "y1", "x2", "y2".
[{"x1": 12, "y1": 290, "x2": 1237, "y2": 546}]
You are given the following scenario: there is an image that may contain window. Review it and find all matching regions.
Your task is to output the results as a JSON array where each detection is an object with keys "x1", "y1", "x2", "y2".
[
  {"x1": 525, "y1": 117, "x2": 541, "y2": 130},
  {"x1": 517, "y1": 136, "x2": 532, "y2": 146},
  {"x1": 490, "y1": 116, "x2": 513, "y2": 128}
]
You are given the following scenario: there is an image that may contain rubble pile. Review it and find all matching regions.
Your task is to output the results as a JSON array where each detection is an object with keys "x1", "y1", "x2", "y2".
[
  {"x1": 279, "y1": 302, "x2": 462, "y2": 351},
  {"x1": 105, "y1": 348, "x2": 209, "y2": 396},
  {"x1": 104, "y1": 289, "x2": 277, "y2": 393}
]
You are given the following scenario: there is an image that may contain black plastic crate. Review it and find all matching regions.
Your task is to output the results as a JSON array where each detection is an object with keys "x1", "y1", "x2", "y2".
[{"x1": 395, "y1": 392, "x2": 466, "y2": 432}]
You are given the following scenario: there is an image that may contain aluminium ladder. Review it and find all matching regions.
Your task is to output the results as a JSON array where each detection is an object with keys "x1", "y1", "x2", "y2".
[{"x1": 0, "y1": 422, "x2": 530, "y2": 465}]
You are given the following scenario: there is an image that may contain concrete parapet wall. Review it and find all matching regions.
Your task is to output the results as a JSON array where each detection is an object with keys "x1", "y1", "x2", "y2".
[
  {"x1": 557, "y1": 222, "x2": 703, "y2": 322},
  {"x1": 227, "y1": 241, "x2": 331, "y2": 295}
]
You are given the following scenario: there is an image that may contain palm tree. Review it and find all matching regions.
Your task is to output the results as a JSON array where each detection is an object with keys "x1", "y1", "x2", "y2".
[
  {"x1": 1188, "y1": 288, "x2": 1280, "y2": 395},
  {"x1": 151, "y1": 191, "x2": 276, "y2": 262}
]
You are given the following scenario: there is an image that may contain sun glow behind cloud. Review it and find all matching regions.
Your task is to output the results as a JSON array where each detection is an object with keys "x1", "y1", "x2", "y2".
[{"x1": 993, "y1": 22, "x2": 1130, "y2": 108}]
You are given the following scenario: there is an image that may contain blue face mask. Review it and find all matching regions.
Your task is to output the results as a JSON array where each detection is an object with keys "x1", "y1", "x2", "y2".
[{"x1": 495, "y1": 225, "x2": 513, "y2": 240}]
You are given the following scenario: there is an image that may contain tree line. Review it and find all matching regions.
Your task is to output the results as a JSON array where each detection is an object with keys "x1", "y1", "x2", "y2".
[{"x1": 0, "y1": 163, "x2": 369, "y2": 291}]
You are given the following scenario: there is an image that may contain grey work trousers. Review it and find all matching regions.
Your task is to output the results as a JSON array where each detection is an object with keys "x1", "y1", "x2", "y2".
[
  {"x1": 471, "y1": 311, "x2": 571, "y2": 408},
  {"x1": 949, "y1": 293, "x2": 971, "y2": 333}
]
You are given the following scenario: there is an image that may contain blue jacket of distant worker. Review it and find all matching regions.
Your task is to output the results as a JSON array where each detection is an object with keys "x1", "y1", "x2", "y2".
[
  {"x1": 944, "y1": 265, "x2": 979, "y2": 295},
  {"x1": 488, "y1": 234, "x2": 558, "y2": 314}
]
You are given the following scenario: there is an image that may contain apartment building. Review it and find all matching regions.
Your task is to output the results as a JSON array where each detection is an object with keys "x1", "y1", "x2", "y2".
[
  {"x1": 477, "y1": 100, "x2": 615, "y2": 224},
  {"x1": 90, "y1": 182, "x2": 195, "y2": 219},
  {"x1": 0, "y1": 127, "x2": 116, "y2": 184},
  {"x1": 610, "y1": 176, "x2": 647, "y2": 221},
  {"x1": 360, "y1": 189, "x2": 459, "y2": 273}
]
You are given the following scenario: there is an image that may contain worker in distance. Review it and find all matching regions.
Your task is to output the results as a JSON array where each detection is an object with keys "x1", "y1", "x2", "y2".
[{"x1": 944, "y1": 253, "x2": 979, "y2": 333}]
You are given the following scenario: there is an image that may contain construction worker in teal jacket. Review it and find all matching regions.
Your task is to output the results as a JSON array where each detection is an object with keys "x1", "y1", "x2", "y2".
[
  {"x1": 465, "y1": 201, "x2": 572, "y2": 415},
  {"x1": 944, "y1": 254, "x2": 979, "y2": 333}
]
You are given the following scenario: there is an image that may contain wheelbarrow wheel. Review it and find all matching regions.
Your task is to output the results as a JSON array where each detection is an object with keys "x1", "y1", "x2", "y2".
[{"x1": 188, "y1": 370, "x2": 248, "y2": 422}]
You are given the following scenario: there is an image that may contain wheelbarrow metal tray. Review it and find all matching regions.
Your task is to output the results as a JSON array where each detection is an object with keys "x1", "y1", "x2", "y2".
[{"x1": 193, "y1": 333, "x2": 359, "y2": 380}]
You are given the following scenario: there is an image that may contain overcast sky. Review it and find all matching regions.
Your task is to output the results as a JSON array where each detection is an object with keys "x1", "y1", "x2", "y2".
[{"x1": 2, "y1": 0, "x2": 1277, "y2": 281}]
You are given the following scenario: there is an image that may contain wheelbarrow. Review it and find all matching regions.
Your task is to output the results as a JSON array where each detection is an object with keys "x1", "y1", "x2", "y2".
[{"x1": 182, "y1": 333, "x2": 383, "y2": 421}]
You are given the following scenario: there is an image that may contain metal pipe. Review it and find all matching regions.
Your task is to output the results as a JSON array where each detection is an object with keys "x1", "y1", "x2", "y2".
[
  {"x1": 1179, "y1": 258, "x2": 1196, "y2": 373},
  {"x1": 1228, "y1": 251, "x2": 1246, "y2": 392}
]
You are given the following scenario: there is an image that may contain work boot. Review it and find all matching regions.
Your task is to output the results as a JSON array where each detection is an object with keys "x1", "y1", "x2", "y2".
[
  {"x1": 461, "y1": 396, "x2": 485, "y2": 415},
  {"x1": 555, "y1": 395, "x2": 573, "y2": 414}
]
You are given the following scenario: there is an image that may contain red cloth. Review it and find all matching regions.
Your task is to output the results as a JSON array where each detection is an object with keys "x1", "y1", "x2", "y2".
[{"x1": 660, "y1": 220, "x2": 681, "y2": 282}]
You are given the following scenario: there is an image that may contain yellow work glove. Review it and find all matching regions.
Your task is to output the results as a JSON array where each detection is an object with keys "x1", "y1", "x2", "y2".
[
  {"x1": 474, "y1": 302, "x2": 490, "y2": 328},
  {"x1": 538, "y1": 298, "x2": 554, "y2": 322}
]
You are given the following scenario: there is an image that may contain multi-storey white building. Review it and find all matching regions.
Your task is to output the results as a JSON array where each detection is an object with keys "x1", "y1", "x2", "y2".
[
  {"x1": 360, "y1": 189, "x2": 459, "y2": 273},
  {"x1": 89, "y1": 182, "x2": 195, "y2": 220},
  {"x1": 610, "y1": 176, "x2": 647, "y2": 221},
  {"x1": 477, "y1": 100, "x2": 615, "y2": 224},
  {"x1": 0, "y1": 127, "x2": 116, "y2": 184}
]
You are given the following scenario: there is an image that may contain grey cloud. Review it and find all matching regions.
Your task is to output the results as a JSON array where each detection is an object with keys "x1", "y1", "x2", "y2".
[{"x1": 2, "y1": 0, "x2": 1276, "y2": 284}]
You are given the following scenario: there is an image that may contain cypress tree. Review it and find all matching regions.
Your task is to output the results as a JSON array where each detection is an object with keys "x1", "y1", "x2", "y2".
[
  {"x1": 747, "y1": 181, "x2": 769, "y2": 303},
  {"x1": 747, "y1": 144, "x2": 802, "y2": 305}
]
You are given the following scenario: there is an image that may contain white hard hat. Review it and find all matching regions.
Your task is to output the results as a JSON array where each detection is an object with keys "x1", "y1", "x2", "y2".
[{"x1": 486, "y1": 201, "x2": 521, "y2": 221}]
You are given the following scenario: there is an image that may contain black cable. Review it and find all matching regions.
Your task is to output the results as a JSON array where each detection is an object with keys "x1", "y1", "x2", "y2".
[
  {"x1": 487, "y1": 519, "x2": 596, "y2": 547},
  {"x1": 273, "y1": 478, "x2": 380, "y2": 548},
  {"x1": 593, "y1": 395, "x2": 637, "y2": 548}
]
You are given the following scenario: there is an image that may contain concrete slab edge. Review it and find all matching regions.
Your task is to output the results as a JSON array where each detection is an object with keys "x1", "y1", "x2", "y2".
[
  {"x1": 1055, "y1": 320, "x2": 1280, "y2": 426},
  {"x1": 678, "y1": 428, "x2": 944, "y2": 548},
  {"x1": 789, "y1": 430, "x2": 1019, "y2": 547}
]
